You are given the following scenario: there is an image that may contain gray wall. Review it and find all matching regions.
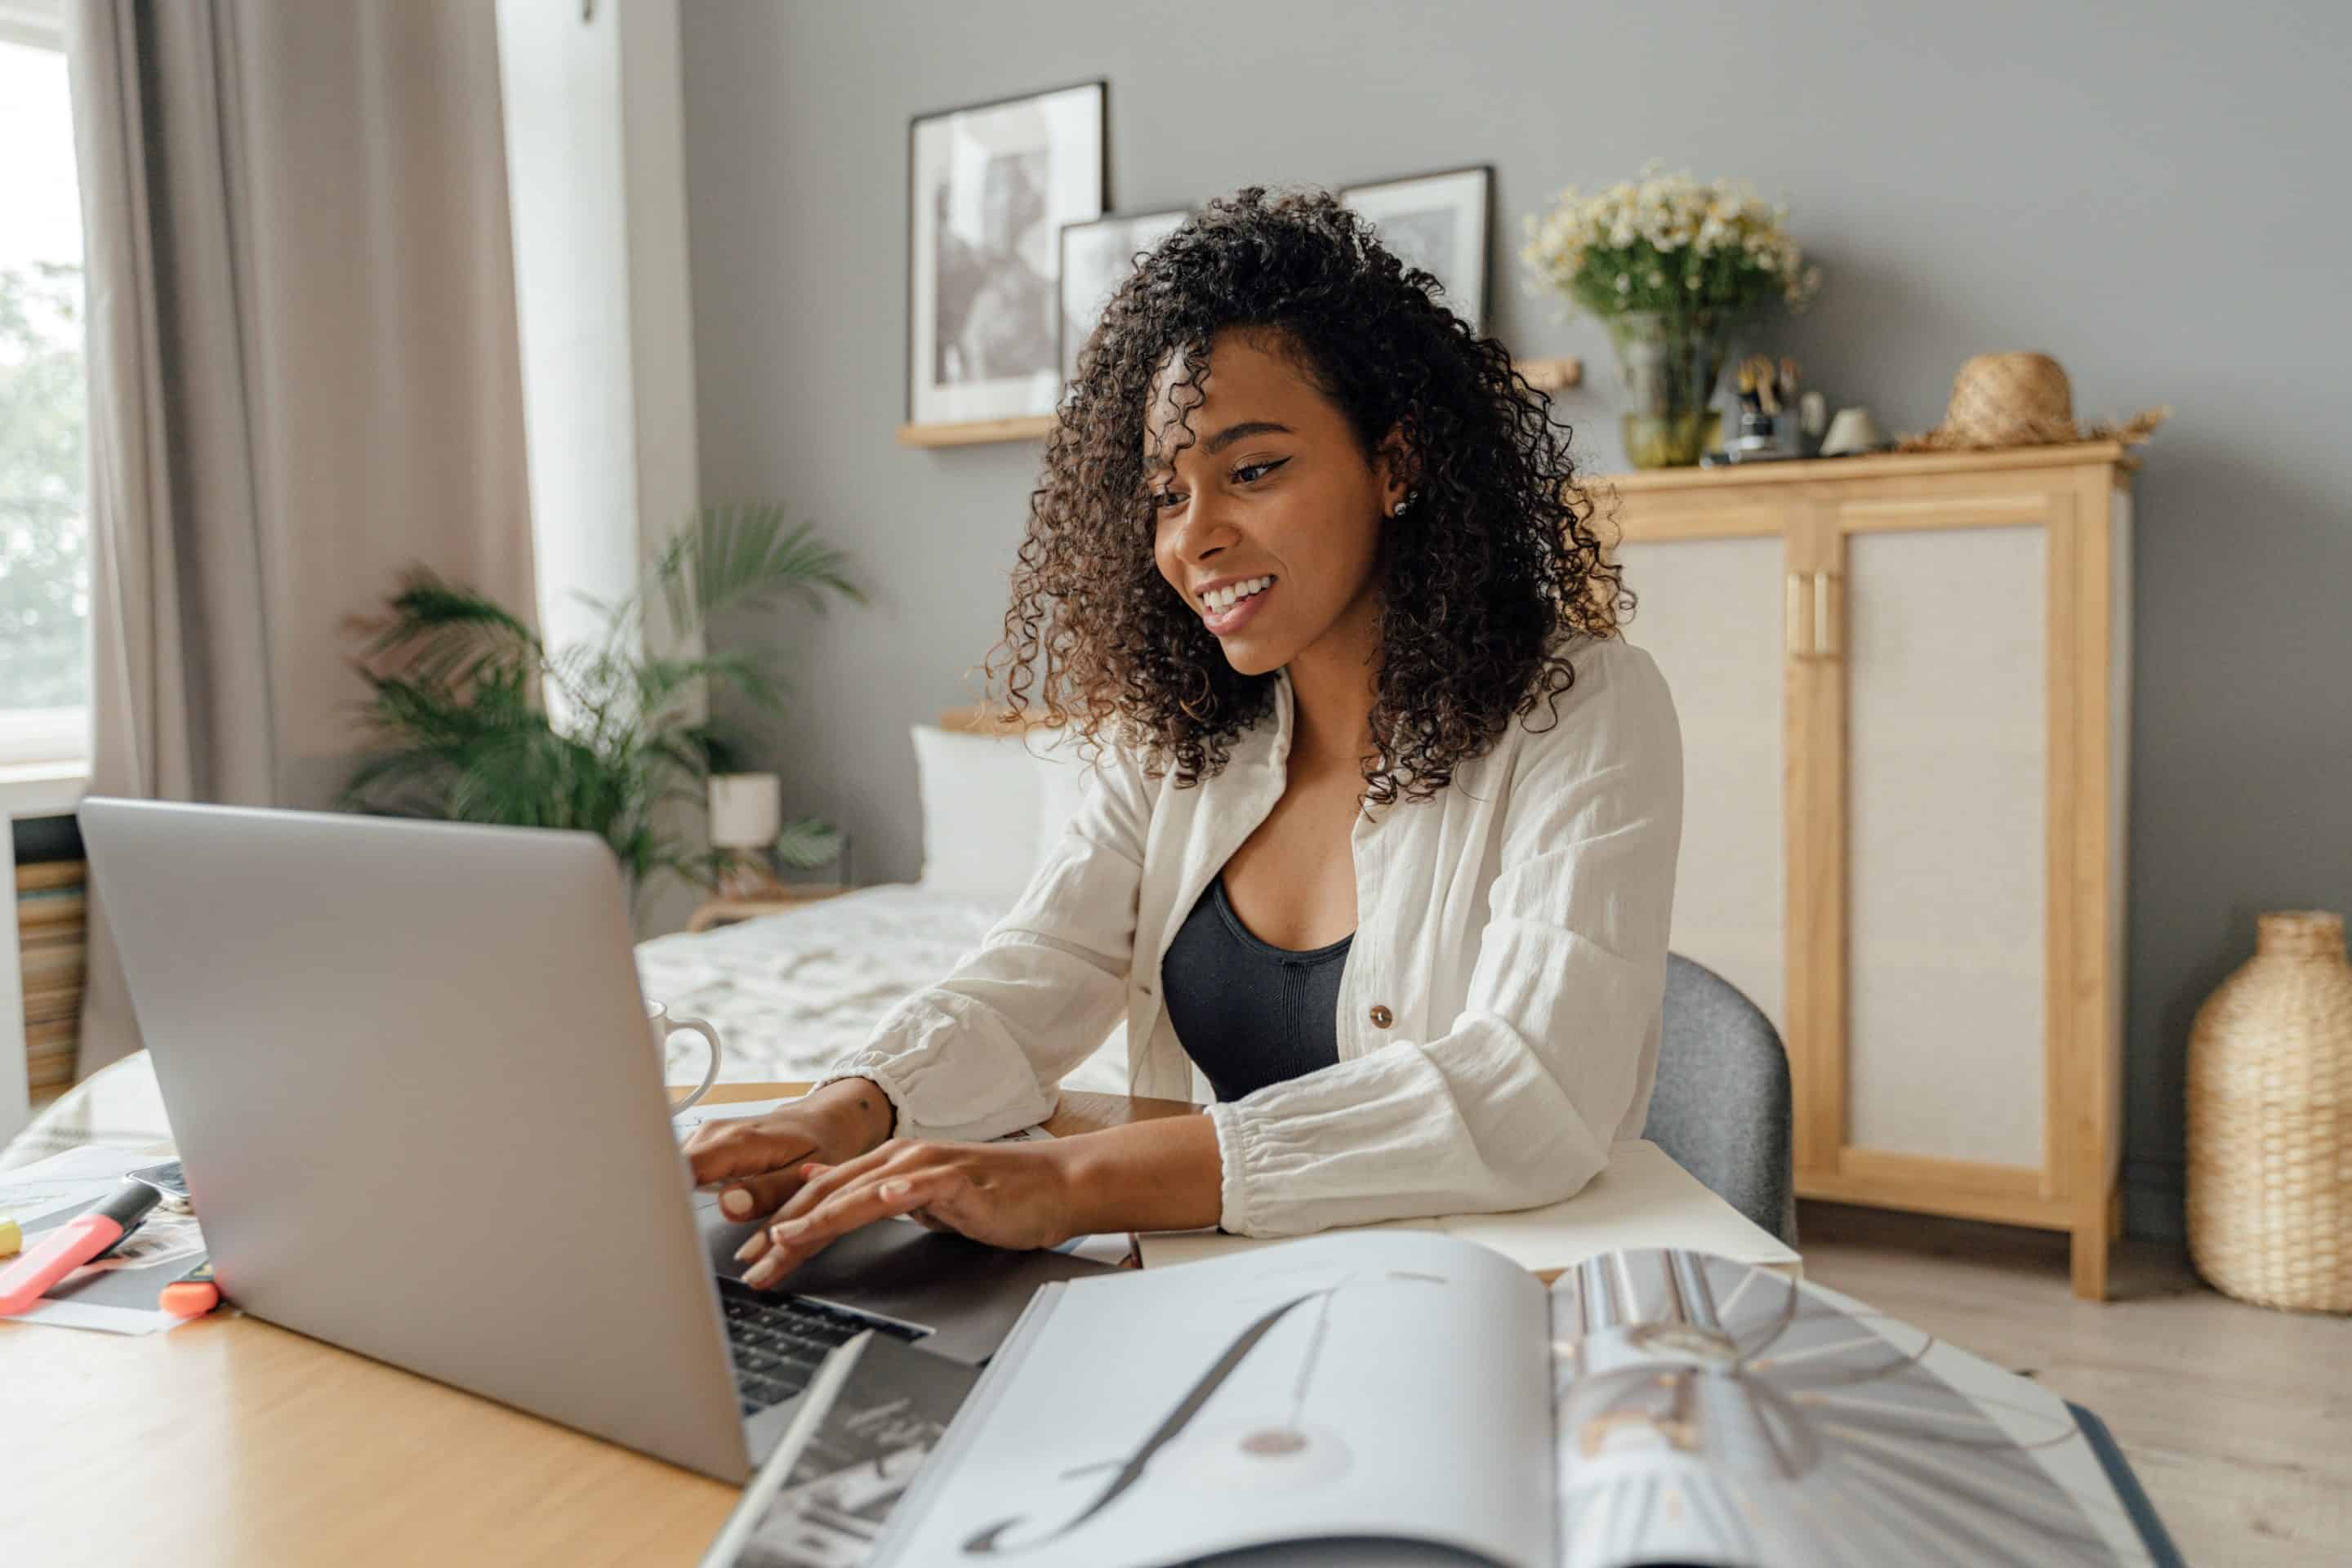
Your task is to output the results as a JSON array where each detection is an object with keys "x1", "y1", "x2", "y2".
[{"x1": 679, "y1": 0, "x2": 2352, "y2": 1237}]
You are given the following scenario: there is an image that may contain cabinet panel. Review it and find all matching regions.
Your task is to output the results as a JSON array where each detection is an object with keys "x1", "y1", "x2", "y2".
[
  {"x1": 1615, "y1": 535, "x2": 1787, "y2": 1034},
  {"x1": 1843, "y1": 525, "x2": 2047, "y2": 1167}
]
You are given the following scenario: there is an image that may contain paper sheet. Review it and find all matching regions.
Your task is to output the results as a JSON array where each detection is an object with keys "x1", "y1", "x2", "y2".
[
  {"x1": 0, "y1": 1174, "x2": 118, "y2": 1229},
  {"x1": 0, "y1": 1149, "x2": 203, "y2": 1335},
  {"x1": 1138, "y1": 1142, "x2": 1800, "y2": 1280}
]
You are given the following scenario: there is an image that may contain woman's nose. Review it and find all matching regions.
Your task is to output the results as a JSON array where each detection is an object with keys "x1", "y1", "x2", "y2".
[{"x1": 1166, "y1": 492, "x2": 1239, "y2": 563}]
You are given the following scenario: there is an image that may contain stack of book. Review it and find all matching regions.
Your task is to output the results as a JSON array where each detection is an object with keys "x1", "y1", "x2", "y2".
[{"x1": 16, "y1": 860, "x2": 87, "y2": 1105}]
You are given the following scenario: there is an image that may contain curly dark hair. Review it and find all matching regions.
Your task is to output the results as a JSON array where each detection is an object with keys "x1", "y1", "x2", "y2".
[{"x1": 984, "y1": 184, "x2": 1629, "y2": 808}]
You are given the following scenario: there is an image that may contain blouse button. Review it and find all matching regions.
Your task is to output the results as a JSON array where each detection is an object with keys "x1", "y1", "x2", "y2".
[{"x1": 1369, "y1": 1004, "x2": 1393, "y2": 1028}]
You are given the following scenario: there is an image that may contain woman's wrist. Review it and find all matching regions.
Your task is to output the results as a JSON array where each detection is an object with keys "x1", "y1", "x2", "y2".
[
  {"x1": 1044, "y1": 1114, "x2": 1223, "y2": 1238},
  {"x1": 808, "y1": 1076, "x2": 896, "y2": 1157}
]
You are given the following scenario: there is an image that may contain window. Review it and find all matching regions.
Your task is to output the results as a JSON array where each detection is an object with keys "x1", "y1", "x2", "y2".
[{"x1": 0, "y1": 2, "x2": 91, "y2": 771}]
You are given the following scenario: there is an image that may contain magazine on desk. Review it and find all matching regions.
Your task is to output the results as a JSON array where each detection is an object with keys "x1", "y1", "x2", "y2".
[
  {"x1": 820, "y1": 1231, "x2": 2173, "y2": 1568},
  {"x1": 701, "y1": 1331, "x2": 982, "y2": 1568}
]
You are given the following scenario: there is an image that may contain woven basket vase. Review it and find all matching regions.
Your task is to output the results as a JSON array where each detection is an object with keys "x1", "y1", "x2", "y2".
[{"x1": 2185, "y1": 911, "x2": 2352, "y2": 1312}]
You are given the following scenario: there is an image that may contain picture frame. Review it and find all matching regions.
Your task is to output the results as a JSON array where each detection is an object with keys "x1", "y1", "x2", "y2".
[
  {"x1": 906, "y1": 78, "x2": 1107, "y2": 430},
  {"x1": 1056, "y1": 206, "x2": 1192, "y2": 390},
  {"x1": 1337, "y1": 163, "x2": 1494, "y2": 336}
]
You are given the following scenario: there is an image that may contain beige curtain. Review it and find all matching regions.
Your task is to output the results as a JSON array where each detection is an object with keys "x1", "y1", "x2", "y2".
[{"x1": 67, "y1": 0, "x2": 537, "y2": 1076}]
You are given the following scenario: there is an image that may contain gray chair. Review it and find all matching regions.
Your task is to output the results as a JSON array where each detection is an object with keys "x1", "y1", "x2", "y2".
[{"x1": 1642, "y1": 952, "x2": 1797, "y2": 1245}]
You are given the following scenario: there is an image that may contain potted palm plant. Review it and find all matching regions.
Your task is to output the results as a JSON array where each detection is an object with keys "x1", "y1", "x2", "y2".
[{"x1": 341, "y1": 501, "x2": 860, "y2": 903}]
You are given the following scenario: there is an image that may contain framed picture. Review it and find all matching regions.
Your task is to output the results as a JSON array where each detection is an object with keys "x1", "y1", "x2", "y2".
[
  {"x1": 1057, "y1": 207, "x2": 1191, "y2": 389},
  {"x1": 906, "y1": 78, "x2": 1106, "y2": 429},
  {"x1": 1338, "y1": 163, "x2": 1494, "y2": 335}
]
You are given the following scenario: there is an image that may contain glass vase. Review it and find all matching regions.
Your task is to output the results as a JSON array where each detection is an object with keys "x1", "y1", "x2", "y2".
[{"x1": 1606, "y1": 310, "x2": 1731, "y2": 469}]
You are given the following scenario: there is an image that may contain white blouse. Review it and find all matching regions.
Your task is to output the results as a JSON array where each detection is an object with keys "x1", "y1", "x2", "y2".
[{"x1": 817, "y1": 631, "x2": 1684, "y2": 1238}]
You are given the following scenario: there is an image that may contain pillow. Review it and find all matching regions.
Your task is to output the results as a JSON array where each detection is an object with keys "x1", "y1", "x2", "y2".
[
  {"x1": 912, "y1": 721, "x2": 1110, "y2": 902},
  {"x1": 909, "y1": 724, "x2": 1069, "y2": 902}
]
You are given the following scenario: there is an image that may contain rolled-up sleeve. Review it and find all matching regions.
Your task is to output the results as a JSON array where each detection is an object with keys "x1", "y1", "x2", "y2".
[
  {"x1": 1205, "y1": 645, "x2": 1684, "y2": 1236},
  {"x1": 813, "y1": 744, "x2": 1156, "y2": 1143}
]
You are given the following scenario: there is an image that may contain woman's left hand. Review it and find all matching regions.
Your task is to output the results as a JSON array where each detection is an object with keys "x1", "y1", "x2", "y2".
[{"x1": 733, "y1": 1137, "x2": 1080, "y2": 1289}]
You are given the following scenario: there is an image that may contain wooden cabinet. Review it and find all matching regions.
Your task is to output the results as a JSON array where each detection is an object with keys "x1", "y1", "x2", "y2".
[{"x1": 1603, "y1": 442, "x2": 2133, "y2": 1298}]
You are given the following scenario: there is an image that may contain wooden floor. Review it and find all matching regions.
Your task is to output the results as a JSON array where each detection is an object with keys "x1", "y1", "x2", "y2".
[{"x1": 1797, "y1": 1201, "x2": 2351, "y2": 1566}]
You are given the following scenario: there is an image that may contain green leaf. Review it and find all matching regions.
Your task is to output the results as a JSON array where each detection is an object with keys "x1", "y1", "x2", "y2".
[
  {"x1": 657, "y1": 501, "x2": 866, "y2": 637},
  {"x1": 772, "y1": 817, "x2": 843, "y2": 871},
  {"x1": 341, "y1": 502, "x2": 858, "y2": 898}
]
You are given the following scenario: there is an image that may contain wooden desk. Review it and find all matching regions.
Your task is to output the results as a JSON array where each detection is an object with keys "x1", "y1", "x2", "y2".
[{"x1": 0, "y1": 1082, "x2": 1196, "y2": 1568}]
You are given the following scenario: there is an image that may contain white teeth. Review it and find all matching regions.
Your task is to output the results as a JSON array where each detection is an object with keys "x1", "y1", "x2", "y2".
[{"x1": 1205, "y1": 576, "x2": 1273, "y2": 613}]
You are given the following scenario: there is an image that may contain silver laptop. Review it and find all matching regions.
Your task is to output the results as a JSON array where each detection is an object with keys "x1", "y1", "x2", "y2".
[{"x1": 78, "y1": 798, "x2": 1107, "y2": 1482}]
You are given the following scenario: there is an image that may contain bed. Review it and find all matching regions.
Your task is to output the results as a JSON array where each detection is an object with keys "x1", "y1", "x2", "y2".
[
  {"x1": 2, "y1": 712, "x2": 1133, "y2": 1169},
  {"x1": 630, "y1": 707, "x2": 1131, "y2": 1094},
  {"x1": 634, "y1": 880, "x2": 1129, "y2": 1095}
]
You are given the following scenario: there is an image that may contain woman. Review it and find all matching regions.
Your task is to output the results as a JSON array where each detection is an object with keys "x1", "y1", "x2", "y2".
[{"x1": 690, "y1": 185, "x2": 1683, "y2": 1290}]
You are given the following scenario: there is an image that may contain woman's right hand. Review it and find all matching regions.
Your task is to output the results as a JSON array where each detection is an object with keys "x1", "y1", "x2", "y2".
[{"x1": 683, "y1": 1077, "x2": 896, "y2": 1224}]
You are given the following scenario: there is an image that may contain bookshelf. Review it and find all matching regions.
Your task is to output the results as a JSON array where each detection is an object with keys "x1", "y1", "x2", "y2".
[
  {"x1": 3, "y1": 770, "x2": 87, "y2": 1139},
  {"x1": 16, "y1": 860, "x2": 86, "y2": 1110}
]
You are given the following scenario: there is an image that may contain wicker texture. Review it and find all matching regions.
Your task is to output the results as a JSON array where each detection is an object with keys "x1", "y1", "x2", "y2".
[
  {"x1": 1898, "y1": 350, "x2": 2168, "y2": 452},
  {"x1": 2186, "y1": 910, "x2": 2352, "y2": 1312}
]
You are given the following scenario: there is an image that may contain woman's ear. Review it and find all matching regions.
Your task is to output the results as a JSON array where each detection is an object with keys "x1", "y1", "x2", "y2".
[{"x1": 1374, "y1": 421, "x2": 1419, "y2": 512}]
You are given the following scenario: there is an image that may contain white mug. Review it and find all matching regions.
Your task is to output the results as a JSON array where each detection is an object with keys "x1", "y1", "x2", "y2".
[{"x1": 651, "y1": 1000, "x2": 724, "y2": 1112}]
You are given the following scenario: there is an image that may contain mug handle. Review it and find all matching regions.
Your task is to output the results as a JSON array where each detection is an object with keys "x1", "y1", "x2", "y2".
[{"x1": 665, "y1": 1016, "x2": 724, "y2": 1113}]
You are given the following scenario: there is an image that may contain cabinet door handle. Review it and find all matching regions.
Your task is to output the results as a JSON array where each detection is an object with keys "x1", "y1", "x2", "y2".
[{"x1": 1788, "y1": 572, "x2": 1841, "y2": 660}]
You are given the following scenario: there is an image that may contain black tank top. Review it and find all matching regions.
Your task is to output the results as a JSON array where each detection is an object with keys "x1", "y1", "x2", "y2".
[{"x1": 1159, "y1": 872, "x2": 1353, "y2": 1102}]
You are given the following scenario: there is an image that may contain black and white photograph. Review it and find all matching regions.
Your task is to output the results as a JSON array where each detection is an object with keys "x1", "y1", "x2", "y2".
[
  {"x1": 1057, "y1": 207, "x2": 1189, "y2": 390},
  {"x1": 906, "y1": 79, "x2": 1105, "y2": 427},
  {"x1": 1338, "y1": 164, "x2": 1494, "y2": 334}
]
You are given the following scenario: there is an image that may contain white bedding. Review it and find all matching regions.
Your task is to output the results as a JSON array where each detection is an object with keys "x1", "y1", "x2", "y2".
[{"x1": 634, "y1": 882, "x2": 1132, "y2": 1098}]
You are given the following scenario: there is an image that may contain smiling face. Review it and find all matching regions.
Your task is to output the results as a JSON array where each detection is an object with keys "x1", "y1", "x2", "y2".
[{"x1": 1144, "y1": 330, "x2": 1406, "y2": 679}]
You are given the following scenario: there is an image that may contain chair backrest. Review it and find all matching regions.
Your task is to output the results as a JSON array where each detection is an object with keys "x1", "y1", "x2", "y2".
[{"x1": 1642, "y1": 953, "x2": 1797, "y2": 1244}]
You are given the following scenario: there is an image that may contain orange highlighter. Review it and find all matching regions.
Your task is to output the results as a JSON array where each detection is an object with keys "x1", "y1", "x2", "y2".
[
  {"x1": 0, "y1": 1179, "x2": 163, "y2": 1316},
  {"x1": 160, "y1": 1259, "x2": 220, "y2": 1317}
]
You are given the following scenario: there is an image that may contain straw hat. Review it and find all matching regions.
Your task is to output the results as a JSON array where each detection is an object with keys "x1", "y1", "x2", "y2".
[{"x1": 1898, "y1": 351, "x2": 2167, "y2": 452}]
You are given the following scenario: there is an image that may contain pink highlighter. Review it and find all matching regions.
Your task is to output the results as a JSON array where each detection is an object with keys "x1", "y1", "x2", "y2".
[{"x1": 0, "y1": 1179, "x2": 163, "y2": 1316}]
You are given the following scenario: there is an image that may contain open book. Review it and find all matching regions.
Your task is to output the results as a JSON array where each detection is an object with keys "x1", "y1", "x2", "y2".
[{"x1": 855, "y1": 1232, "x2": 2175, "y2": 1568}]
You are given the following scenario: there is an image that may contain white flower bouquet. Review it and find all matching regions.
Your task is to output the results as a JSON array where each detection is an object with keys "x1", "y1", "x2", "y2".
[
  {"x1": 1518, "y1": 165, "x2": 1822, "y2": 466},
  {"x1": 1520, "y1": 164, "x2": 1821, "y2": 322}
]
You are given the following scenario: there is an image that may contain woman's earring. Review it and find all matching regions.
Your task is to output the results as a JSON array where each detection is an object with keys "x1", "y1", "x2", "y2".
[{"x1": 1390, "y1": 488, "x2": 1417, "y2": 518}]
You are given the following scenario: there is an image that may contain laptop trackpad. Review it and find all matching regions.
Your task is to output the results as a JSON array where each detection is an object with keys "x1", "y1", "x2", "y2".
[{"x1": 701, "y1": 1207, "x2": 1109, "y2": 1365}]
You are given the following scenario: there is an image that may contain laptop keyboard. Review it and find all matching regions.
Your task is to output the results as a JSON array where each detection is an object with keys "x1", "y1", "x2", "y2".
[{"x1": 719, "y1": 1280, "x2": 925, "y2": 1416}]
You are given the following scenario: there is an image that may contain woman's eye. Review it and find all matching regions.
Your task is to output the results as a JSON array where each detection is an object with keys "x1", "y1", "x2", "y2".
[{"x1": 1151, "y1": 458, "x2": 1285, "y2": 512}]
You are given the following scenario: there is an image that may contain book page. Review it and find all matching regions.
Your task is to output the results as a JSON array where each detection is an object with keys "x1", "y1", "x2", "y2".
[
  {"x1": 873, "y1": 1231, "x2": 1554, "y2": 1568},
  {"x1": 1547, "y1": 1250, "x2": 2152, "y2": 1568}
]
